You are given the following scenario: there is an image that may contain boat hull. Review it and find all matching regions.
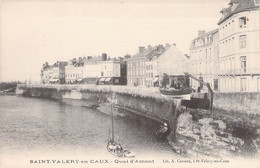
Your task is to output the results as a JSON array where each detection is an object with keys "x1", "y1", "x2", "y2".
[
  {"x1": 159, "y1": 88, "x2": 192, "y2": 100},
  {"x1": 107, "y1": 140, "x2": 135, "y2": 158}
]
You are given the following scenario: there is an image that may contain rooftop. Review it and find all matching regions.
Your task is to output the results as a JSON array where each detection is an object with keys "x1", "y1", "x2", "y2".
[
  {"x1": 128, "y1": 44, "x2": 170, "y2": 61},
  {"x1": 83, "y1": 56, "x2": 102, "y2": 65},
  {"x1": 190, "y1": 29, "x2": 218, "y2": 49},
  {"x1": 218, "y1": 0, "x2": 258, "y2": 25}
]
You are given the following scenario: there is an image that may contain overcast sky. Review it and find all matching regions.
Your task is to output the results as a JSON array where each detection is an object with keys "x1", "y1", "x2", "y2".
[{"x1": 0, "y1": 0, "x2": 228, "y2": 82}]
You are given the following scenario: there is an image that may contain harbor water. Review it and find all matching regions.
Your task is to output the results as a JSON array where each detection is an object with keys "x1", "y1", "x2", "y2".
[{"x1": 0, "y1": 95, "x2": 176, "y2": 166}]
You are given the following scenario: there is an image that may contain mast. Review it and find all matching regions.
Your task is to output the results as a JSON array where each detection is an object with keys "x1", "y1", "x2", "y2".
[
  {"x1": 111, "y1": 60, "x2": 115, "y2": 141},
  {"x1": 111, "y1": 100, "x2": 114, "y2": 141}
]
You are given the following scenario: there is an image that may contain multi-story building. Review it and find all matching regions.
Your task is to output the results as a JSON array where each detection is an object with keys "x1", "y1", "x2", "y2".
[
  {"x1": 100, "y1": 59, "x2": 121, "y2": 84},
  {"x1": 218, "y1": 0, "x2": 260, "y2": 92},
  {"x1": 127, "y1": 46, "x2": 151, "y2": 87},
  {"x1": 82, "y1": 54, "x2": 126, "y2": 85},
  {"x1": 189, "y1": 29, "x2": 220, "y2": 91},
  {"x1": 83, "y1": 56, "x2": 102, "y2": 84},
  {"x1": 156, "y1": 44, "x2": 189, "y2": 85},
  {"x1": 145, "y1": 45, "x2": 164, "y2": 87},
  {"x1": 75, "y1": 63, "x2": 84, "y2": 83},
  {"x1": 41, "y1": 61, "x2": 67, "y2": 84},
  {"x1": 41, "y1": 62, "x2": 50, "y2": 84},
  {"x1": 52, "y1": 61, "x2": 67, "y2": 84},
  {"x1": 128, "y1": 44, "x2": 188, "y2": 87},
  {"x1": 65, "y1": 60, "x2": 76, "y2": 84},
  {"x1": 65, "y1": 58, "x2": 84, "y2": 84}
]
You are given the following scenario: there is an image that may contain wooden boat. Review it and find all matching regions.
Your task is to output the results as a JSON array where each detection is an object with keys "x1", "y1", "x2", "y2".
[
  {"x1": 107, "y1": 138, "x2": 135, "y2": 158},
  {"x1": 159, "y1": 73, "x2": 193, "y2": 100},
  {"x1": 159, "y1": 87, "x2": 193, "y2": 100},
  {"x1": 107, "y1": 93, "x2": 135, "y2": 158}
]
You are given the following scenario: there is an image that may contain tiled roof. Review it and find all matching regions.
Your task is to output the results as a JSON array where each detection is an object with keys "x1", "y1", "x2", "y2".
[
  {"x1": 229, "y1": 0, "x2": 239, "y2": 5},
  {"x1": 83, "y1": 56, "x2": 102, "y2": 65},
  {"x1": 218, "y1": 0, "x2": 258, "y2": 25},
  {"x1": 190, "y1": 29, "x2": 218, "y2": 49},
  {"x1": 129, "y1": 45, "x2": 169, "y2": 61},
  {"x1": 131, "y1": 46, "x2": 157, "y2": 59},
  {"x1": 197, "y1": 29, "x2": 218, "y2": 40},
  {"x1": 75, "y1": 62, "x2": 84, "y2": 67}
]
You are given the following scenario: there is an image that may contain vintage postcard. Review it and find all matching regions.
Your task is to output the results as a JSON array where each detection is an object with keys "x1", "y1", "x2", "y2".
[{"x1": 0, "y1": 0, "x2": 260, "y2": 168}]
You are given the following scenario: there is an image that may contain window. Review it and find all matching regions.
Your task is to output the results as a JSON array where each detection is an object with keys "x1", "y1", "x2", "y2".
[
  {"x1": 241, "y1": 78, "x2": 247, "y2": 91},
  {"x1": 239, "y1": 35, "x2": 247, "y2": 48},
  {"x1": 240, "y1": 56, "x2": 247, "y2": 73},
  {"x1": 239, "y1": 17, "x2": 247, "y2": 28}
]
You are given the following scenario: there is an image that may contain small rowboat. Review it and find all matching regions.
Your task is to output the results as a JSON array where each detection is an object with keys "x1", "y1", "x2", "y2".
[{"x1": 159, "y1": 87, "x2": 193, "y2": 100}]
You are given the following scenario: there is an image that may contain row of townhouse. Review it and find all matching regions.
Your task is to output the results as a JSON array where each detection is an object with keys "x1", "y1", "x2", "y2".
[
  {"x1": 41, "y1": 54, "x2": 127, "y2": 85},
  {"x1": 41, "y1": 43, "x2": 188, "y2": 87},
  {"x1": 189, "y1": 0, "x2": 260, "y2": 92},
  {"x1": 41, "y1": 61, "x2": 67, "y2": 84},
  {"x1": 127, "y1": 44, "x2": 189, "y2": 87}
]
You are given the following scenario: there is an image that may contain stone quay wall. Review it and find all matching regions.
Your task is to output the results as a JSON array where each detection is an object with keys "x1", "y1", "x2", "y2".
[{"x1": 16, "y1": 84, "x2": 260, "y2": 157}]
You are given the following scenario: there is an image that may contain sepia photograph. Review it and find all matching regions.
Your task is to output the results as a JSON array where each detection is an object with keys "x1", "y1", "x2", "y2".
[{"x1": 0, "y1": 0, "x2": 260, "y2": 167}]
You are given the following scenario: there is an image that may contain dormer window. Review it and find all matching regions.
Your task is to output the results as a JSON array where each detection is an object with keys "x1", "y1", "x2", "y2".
[
  {"x1": 230, "y1": 3, "x2": 239, "y2": 11},
  {"x1": 239, "y1": 17, "x2": 247, "y2": 28}
]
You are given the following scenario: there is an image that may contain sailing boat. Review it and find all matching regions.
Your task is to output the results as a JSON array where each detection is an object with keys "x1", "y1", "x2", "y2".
[{"x1": 106, "y1": 93, "x2": 135, "y2": 158}]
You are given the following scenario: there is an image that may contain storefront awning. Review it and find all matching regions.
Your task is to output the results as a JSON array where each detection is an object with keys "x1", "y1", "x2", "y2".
[
  {"x1": 50, "y1": 79, "x2": 59, "y2": 82},
  {"x1": 152, "y1": 77, "x2": 159, "y2": 83},
  {"x1": 105, "y1": 78, "x2": 112, "y2": 82},
  {"x1": 99, "y1": 78, "x2": 106, "y2": 82}
]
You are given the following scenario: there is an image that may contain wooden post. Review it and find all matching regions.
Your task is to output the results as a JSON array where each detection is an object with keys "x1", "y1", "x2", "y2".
[{"x1": 167, "y1": 99, "x2": 183, "y2": 142}]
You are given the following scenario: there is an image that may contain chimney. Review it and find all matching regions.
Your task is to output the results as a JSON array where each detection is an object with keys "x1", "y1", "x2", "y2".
[
  {"x1": 139, "y1": 46, "x2": 145, "y2": 53},
  {"x1": 160, "y1": 44, "x2": 164, "y2": 50},
  {"x1": 173, "y1": 43, "x2": 176, "y2": 46},
  {"x1": 198, "y1": 30, "x2": 206, "y2": 37},
  {"x1": 102, "y1": 53, "x2": 107, "y2": 61},
  {"x1": 87, "y1": 56, "x2": 92, "y2": 59},
  {"x1": 166, "y1": 43, "x2": 170, "y2": 47},
  {"x1": 147, "y1": 45, "x2": 151, "y2": 49},
  {"x1": 79, "y1": 57, "x2": 82, "y2": 62}
]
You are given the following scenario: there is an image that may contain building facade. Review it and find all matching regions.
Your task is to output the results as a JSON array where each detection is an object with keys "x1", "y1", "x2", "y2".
[
  {"x1": 189, "y1": 29, "x2": 220, "y2": 91},
  {"x1": 127, "y1": 44, "x2": 188, "y2": 87},
  {"x1": 127, "y1": 46, "x2": 152, "y2": 87},
  {"x1": 83, "y1": 56, "x2": 102, "y2": 81},
  {"x1": 100, "y1": 60, "x2": 121, "y2": 78},
  {"x1": 145, "y1": 45, "x2": 166, "y2": 87},
  {"x1": 41, "y1": 61, "x2": 67, "y2": 84},
  {"x1": 65, "y1": 58, "x2": 84, "y2": 84},
  {"x1": 41, "y1": 62, "x2": 50, "y2": 84},
  {"x1": 99, "y1": 59, "x2": 123, "y2": 84},
  {"x1": 218, "y1": 0, "x2": 260, "y2": 92}
]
